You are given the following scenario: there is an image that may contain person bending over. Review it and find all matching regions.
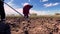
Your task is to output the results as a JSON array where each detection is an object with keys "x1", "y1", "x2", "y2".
[{"x1": 23, "y1": 4, "x2": 33, "y2": 19}]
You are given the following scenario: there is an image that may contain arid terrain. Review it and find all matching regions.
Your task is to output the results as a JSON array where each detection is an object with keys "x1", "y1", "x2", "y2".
[{"x1": 5, "y1": 15, "x2": 60, "y2": 34}]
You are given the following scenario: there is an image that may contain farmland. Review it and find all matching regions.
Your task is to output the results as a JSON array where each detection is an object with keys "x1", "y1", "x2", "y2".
[{"x1": 4, "y1": 15, "x2": 60, "y2": 34}]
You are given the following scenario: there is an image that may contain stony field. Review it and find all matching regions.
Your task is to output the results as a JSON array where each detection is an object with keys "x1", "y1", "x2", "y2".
[{"x1": 6, "y1": 16, "x2": 60, "y2": 34}]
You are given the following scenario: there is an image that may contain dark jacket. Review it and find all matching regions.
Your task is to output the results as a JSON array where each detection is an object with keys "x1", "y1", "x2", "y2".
[
  {"x1": 23, "y1": 5, "x2": 33, "y2": 15},
  {"x1": 0, "y1": 22, "x2": 11, "y2": 34},
  {"x1": 0, "y1": 0, "x2": 4, "y2": 7}
]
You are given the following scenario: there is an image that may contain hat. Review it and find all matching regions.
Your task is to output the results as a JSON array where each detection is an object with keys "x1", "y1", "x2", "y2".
[{"x1": 23, "y1": 3, "x2": 29, "y2": 6}]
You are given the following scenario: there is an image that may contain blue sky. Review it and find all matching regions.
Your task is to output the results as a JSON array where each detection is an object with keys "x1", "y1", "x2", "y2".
[{"x1": 4, "y1": 0, "x2": 60, "y2": 15}]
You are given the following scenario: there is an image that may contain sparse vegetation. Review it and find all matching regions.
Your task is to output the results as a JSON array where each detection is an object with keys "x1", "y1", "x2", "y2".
[
  {"x1": 5, "y1": 15, "x2": 60, "y2": 34},
  {"x1": 55, "y1": 13, "x2": 60, "y2": 15}
]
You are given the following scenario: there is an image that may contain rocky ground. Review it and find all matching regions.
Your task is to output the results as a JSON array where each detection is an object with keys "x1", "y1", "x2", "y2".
[{"x1": 5, "y1": 16, "x2": 60, "y2": 34}]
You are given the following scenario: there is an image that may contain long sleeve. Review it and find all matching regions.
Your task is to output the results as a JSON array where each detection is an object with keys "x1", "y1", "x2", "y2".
[
  {"x1": 0, "y1": 0, "x2": 4, "y2": 6},
  {"x1": 0, "y1": 0, "x2": 4, "y2": 1}
]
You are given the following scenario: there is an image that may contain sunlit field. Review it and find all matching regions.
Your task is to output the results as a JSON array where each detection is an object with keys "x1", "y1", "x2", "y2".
[
  {"x1": 5, "y1": 15, "x2": 60, "y2": 34},
  {"x1": 0, "y1": 0, "x2": 60, "y2": 34}
]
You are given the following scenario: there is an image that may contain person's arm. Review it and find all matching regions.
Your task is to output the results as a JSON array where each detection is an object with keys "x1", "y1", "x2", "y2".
[
  {"x1": 31, "y1": 5, "x2": 33, "y2": 8},
  {"x1": 0, "y1": 0, "x2": 4, "y2": 1}
]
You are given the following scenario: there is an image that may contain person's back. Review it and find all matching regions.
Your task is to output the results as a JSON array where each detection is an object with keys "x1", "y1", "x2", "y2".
[{"x1": 23, "y1": 5, "x2": 32, "y2": 15}]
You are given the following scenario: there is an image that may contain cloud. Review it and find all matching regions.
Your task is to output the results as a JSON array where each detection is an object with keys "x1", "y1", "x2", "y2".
[
  {"x1": 30, "y1": 10, "x2": 53, "y2": 15},
  {"x1": 4, "y1": 4, "x2": 49, "y2": 15},
  {"x1": 4, "y1": 0, "x2": 19, "y2": 16},
  {"x1": 7, "y1": 0, "x2": 13, "y2": 4},
  {"x1": 4, "y1": 5, "x2": 20, "y2": 16},
  {"x1": 5, "y1": 0, "x2": 14, "y2": 6},
  {"x1": 53, "y1": 3, "x2": 60, "y2": 6},
  {"x1": 4, "y1": 3, "x2": 51, "y2": 16},
  {"x1": 4, "y1": 0, "x2": 54, "y2": 16},
  {"x1": 40, "y1": 0, "x2": 48, "y2": 2},
  {"x1": 43, "y1": 3, "x2": 60, "y2": 7},
  {"x1": 4, "y1": 0, "x2": 23, "y2": 16}
]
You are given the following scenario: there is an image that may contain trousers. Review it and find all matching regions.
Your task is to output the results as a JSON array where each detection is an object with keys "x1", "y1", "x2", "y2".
[{"x1": 0, "y1": 6, "x2": 5, "y2": 21}]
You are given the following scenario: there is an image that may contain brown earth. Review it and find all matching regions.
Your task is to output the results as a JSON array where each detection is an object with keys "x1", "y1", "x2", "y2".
[{"x1": 6, "y1": 16, "x2": 60, "y2": 34}]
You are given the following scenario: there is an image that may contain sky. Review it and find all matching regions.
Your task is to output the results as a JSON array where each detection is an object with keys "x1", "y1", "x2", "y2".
[{"x1": 4, "y1": 0, "x2": 60, "y2": 16}]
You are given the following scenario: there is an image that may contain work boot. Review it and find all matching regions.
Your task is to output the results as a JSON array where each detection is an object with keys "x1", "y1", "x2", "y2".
[{"x1": 1, "y1": 19, "x2": 6, "y2": 23}]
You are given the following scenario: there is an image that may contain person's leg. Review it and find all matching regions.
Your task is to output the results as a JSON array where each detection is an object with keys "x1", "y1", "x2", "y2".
[
  {"x1": 1, "y1": 8, "x2": 5, "y2": 21},
  {"x1": 24, "y1": 14, "x2": 29, "y2": 19},
  {"x1": 24, "y1": 14, "x2": 26, "y2": 18},
  {"x1": 26, "y1": 14, "x2": 29, "y2": 19},
  {"x1": 24, "y1": 14, "x2": 25, "y2": 18}
]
